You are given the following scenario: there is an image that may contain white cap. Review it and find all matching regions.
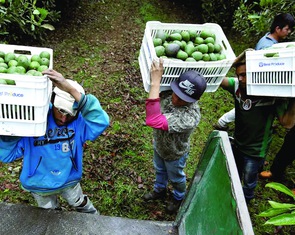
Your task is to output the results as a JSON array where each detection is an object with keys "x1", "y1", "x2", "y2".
[{"x1": 53, "y1": 79, "x2": 85, "y2": 116}]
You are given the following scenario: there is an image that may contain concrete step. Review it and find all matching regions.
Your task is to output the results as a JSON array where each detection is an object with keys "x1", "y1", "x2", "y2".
[{"x1": 0, "y1": 202, "x2": 177, "y2": 235}]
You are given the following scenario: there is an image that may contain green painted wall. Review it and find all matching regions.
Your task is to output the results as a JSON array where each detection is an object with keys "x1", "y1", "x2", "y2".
[{"x1": 175, "y1": 131, "x2": 254, "y2": 235}]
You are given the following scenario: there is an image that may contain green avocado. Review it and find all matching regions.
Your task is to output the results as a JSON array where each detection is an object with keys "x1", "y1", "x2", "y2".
[
  {"x1": 264, "y1": 52, "x2": 279, "y2": 57},
  {"x1": 185, "y1": 43, "x2": 196, "y2": 56},
  {"x1": 153, "y1": 38, "x2": 162, "y2": 47},
  {"x1": 155, "y1": 46, "x2": 165, "y2": 57},
  {"x1": 5, "y1": 79, "x2": 16, "y2": 85},
  {"x1": 155, "y1": 29, "x2": 167, "y2": 42},
  {"x1": 176, "y1": 50, "x2": 188, "y2": 61},
  {"x1": 169, "y1": 33, "x2": 182, "y2": 41},
  {"x1": 192, "y1": 51, "x2": 203, "y2": 61},
  {"x1": 196, "y1": 44, "x2": 209, "y2": 54}
]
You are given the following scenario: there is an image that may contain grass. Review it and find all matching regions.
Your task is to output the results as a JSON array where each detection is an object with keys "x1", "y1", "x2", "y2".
[{"x1": 1, "y1": 0, "x2": 295, "y2": 234}]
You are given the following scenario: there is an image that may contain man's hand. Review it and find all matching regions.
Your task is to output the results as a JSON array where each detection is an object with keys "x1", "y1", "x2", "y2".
[
  {"x1": 280, "y1": 98, "x2": 295, "y2": 129},
  {"x1": 42, "y1": 69, "x2": 71, "y2": 93},
  {"x1": 43, "y1": 69, "x2": 82, "y2": 102}
]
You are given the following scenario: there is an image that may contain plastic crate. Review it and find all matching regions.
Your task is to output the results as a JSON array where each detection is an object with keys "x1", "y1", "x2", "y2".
[
  {"x1": 138, "y1": 21, "x2": 236, "y2": 92},
  {"x1": 0, "y1": 44, "x2": 53, "y2": 136},
  {"x1": 271, "y1": 41, "x2": 295, "y2": 49},
  {"x1": 246, "y1": 45, "x2": 295, "y2": 97}
]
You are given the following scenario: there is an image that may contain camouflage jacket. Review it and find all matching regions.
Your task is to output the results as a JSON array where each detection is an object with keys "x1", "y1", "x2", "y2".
[{"x1": 153, "y1": 91, "x2": 201, "y2": 161}]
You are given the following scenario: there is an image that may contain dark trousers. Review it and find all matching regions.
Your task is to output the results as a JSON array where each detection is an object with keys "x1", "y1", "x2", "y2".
[
  {"x1": 231, "y1": 145, "x2": 264, "y2": 202},
  {"x1": 270, "y1": 127, "x2": 295, "y2": 180}
]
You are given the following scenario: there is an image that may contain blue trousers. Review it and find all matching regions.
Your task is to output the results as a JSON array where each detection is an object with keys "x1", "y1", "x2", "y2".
[
  {"x1": 232, "y1": 146, "x2": 265, "y2": 202},
  {"x1": 153, "y1": 149, "x2": 188, "y2": 201}
]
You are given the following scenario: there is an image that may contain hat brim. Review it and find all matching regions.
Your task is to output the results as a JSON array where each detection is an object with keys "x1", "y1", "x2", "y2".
[
  {"x1": 54, "y1": 95, "x2": 77, "y2": 116},
  {"x1": 170, "y1": 81, "x2": 197, "y2": 103}
]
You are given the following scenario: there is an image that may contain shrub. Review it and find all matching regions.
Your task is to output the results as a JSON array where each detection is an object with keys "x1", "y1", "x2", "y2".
[
  {"x1": 233, "y1": 0, "x2": 295, "y2": 46},
  {"x1": 0, "y1": 0, "x2": 60, "y2": 44},
  {"x1": 199, "y1": 0, "x2": 242, "y2": 31}
]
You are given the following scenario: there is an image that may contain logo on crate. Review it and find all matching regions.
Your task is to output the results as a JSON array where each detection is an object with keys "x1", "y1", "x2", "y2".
[
  {"x1": 258, "y1": 61, "x2": 285, "y2": 67},
  {"x1": 0, "y1": 91, "x2": 24, "y2": 98}
]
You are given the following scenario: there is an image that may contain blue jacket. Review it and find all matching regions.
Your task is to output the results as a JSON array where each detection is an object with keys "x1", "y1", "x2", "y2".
[{"x1": 0, "y1": 93, "x2": 109, "y2": 194}]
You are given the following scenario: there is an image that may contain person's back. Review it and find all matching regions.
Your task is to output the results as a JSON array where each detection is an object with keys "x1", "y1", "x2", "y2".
[{"x1": 143, "y1": 59, "x2": 207, "y2": 213}]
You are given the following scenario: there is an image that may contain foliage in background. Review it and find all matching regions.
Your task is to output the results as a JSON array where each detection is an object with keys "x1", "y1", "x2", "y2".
[
  {"x1": 0, "y1": 0, "x2": 60, "y2": 43},
  {"x1": 233, "y1": 0, "x2": 295, "y2": 47},
  {"x1": 198, "y1": 0, "x2": 246, "y2": 30},
  {"x1": 258, "y1": 182, "x2": 295, "y2": 226},
  {"x1": 2, "y1": 0, "x2": 294, "y2": 46}
]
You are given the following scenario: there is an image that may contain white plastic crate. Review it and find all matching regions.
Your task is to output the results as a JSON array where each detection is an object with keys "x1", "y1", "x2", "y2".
[
  {"x1": 271, "y1": 41, "x2": 295, "y2": 49},
  {"x1": 0, "y1": 44, "x2": 53, "y2": 136},
  {"x1": 138, "y1": 21, "x2": 236, "y2": 92},
  {"x1": 246, "y1": 45, "x2": 295, "y2": 97}
]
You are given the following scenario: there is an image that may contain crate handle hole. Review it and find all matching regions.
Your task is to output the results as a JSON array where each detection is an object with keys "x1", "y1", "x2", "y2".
[
  {"x1": 13, "y1": 50, "x2": 32, "y2": 55},
  {"x1": 221, "y1": 40, "x2": 227, "y2": 51}
]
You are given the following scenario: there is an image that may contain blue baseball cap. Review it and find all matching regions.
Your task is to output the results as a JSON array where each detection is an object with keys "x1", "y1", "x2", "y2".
[{"x1": 170, "y1": 70, "x2": 207, "y2": 103}]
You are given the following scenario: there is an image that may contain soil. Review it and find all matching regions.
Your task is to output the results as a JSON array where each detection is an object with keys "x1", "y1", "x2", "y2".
[{"x1": 47, "y1": 0, "x2": 199, "y2": 78}]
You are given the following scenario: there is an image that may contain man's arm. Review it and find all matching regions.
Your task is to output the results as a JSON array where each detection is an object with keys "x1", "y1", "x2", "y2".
[{"x1": 220, "y1": 77, "x2": 231, "y2": 91}]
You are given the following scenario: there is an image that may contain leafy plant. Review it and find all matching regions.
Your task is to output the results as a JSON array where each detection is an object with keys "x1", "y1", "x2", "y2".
[
  {"x1": 199, "y1": 0, "x2": 242, "y2": 30},
  {"x1": 0, "y1": 0, "x2": 60, "y2": 43},
  {"x1": 233, "y1": 0, "x2": 295, "y2": 46},
  {"x1": 259, "y1": 182, "x2": 295, "y2": 226}
]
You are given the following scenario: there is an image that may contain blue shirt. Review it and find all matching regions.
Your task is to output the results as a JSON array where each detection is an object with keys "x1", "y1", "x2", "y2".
[{"x1": 255, "y1": 32, "x2": 278, "y2": 50}]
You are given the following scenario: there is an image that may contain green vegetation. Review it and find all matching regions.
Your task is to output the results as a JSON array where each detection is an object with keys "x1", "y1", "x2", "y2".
[
  {"x1": 259, "y1": 182, "x2": 295, "y2": 226},
  {"x1": 0, "y1": 0, "x2": 60, "y2": 43},
  {"x1": 233, "y1": 0, "x2": 295, "y2": 45},
  {"x1": 199, "y1": 0, "x2": 241, "y2": 30},
  {"x1": 0, "y1": 0, "x2": 295, "y2": 234}
]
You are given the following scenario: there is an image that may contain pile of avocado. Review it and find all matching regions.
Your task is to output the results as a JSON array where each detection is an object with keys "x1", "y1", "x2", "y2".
[
  {"x1": 153, "y1": 29, "x2": 226, "y2": 62},
  {"x1": 0, "y1": 50, "x2": 51, "y2": 85}
]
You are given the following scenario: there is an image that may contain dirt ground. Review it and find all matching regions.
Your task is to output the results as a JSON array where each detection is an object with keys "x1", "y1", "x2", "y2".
[{"x1": 47, "y1": 0, "x2": 199, "y2": 79}]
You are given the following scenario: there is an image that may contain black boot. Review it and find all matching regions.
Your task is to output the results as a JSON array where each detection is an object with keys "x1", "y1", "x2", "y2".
[
  {"x1": 166, "y1": 198, "x2": 183, "y2": 214},
  {"x1": 143, "y1": 189, "x2": 166, "y2": 201}
]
